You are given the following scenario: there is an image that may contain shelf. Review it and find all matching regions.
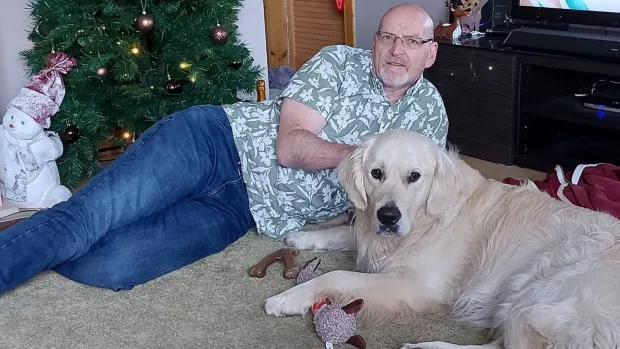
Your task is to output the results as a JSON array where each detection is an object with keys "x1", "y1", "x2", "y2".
[
  {"x1": 522, "y1": 96, "x2": 620, "y2": 131},
  {"x1": 515, "y1": 138, "x2": 620, "y2": 173}
]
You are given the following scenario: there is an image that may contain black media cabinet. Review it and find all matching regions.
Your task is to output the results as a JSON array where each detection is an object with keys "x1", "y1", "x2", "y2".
[{"x1": 424, "y1": 36, "x2": 620, "y2": 173}]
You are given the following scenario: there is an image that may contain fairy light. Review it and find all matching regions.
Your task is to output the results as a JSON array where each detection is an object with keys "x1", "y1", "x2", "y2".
[
  {"x1": 130, "y1": 44, "x2": 141, "y2": 55},
  {"x1": 179, "y1": 61, "x2": 191, "y2": 69}
]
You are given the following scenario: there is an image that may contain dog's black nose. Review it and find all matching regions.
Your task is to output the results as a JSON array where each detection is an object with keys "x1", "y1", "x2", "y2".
[{"x1": 377, "y1": 205, "x2": 401, "y2": 226}]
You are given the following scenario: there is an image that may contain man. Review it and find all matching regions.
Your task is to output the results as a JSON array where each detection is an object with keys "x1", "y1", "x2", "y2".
[{"x1": 0, "y1": 3, "x2": 447, "y2": 294}]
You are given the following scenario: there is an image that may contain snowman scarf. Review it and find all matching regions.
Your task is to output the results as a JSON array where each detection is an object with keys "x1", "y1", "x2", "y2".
[{"x1": 3, "y1": 132, "x2": 42, "y2": 202}]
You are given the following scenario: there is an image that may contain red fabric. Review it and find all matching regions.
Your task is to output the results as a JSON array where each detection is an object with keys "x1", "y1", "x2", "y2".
[
  {"x1": 335, "y1": 0, "x2": 344, "y2": 12},
  {"x1": 503, "y1": 163, "x2": 620, "y2": 220}
]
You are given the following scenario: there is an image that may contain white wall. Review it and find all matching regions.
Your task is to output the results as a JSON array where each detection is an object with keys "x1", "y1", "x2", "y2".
[
  {"x1": 354, "y1": 0, "x2": 449, "y2": 49},
  {"x1": 0, "y1": 0, "x2": 269, "y2": 109}
]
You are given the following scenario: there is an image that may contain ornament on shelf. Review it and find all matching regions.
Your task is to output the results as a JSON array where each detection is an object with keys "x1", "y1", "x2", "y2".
[
  {"x1": 61, "y1": 125, "x2": 81, "y2": 145},
  {"x1": 96, "y1": 66, "x2": 109, "y2": 77},
  {"x1": 211, "y1": 23, "x2": 228, "y2": 44},
  {"x1": 136, "y1": 11, "x2": 154, "y2": 33},
  {"x1": 0, "y1": 51, "x2": 76, "y2": 209},
  {"x1": 230, "y1": 61, "x2": 242, "y2": 70},
  {"x1": 166, "y1": 76, "x2": 182, "y2": 95}
]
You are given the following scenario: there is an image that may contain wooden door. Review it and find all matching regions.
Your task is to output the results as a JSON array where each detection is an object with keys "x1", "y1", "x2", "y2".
[{"x1": 264, "y1": 0, "x2": 355, "y2": 70}]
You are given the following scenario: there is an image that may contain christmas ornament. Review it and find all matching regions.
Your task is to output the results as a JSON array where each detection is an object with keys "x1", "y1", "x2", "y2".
[
  {"x1": 166, "y1": 78, "x2": 182, "y2": 95},
  {"x1": 61, "y1": 125, "x2": 81, "y2": 145},
  {"x1": 36, "y1": 21, "x2": 51, "y2": 37},
  {"x1": 230, "y1": 61, "x2": 242, "y2": 70},
  {"x1": 96, "y1": 66, "x2": 109, "y2": 77},
  {"x1": 136, "y1": 11, "x2": 154, "y2": 33},
  {"x1": 211, "y1": 23, "x2": 228, "y2": 44},
  {"x1": 1, "y1": 51, "x2": 76, "y2": 208}
]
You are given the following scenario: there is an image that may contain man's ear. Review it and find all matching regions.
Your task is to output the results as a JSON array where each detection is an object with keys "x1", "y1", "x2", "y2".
[
  {"x1": 338, "y1": 138, "x2": 374, "y2": 211},
  {"x1": 425, "y1": 148, "x2": 461, "y2": 217}
]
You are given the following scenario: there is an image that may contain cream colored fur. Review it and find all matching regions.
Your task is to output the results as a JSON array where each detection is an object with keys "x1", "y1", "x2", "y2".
[{"x1": 264, "y1": 129, "x2": 620, "y2": 349}]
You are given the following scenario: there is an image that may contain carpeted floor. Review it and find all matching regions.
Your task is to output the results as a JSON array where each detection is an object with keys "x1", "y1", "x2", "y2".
[{"x1": 0, "y1": 157, "x2": 544, "y2": 349}]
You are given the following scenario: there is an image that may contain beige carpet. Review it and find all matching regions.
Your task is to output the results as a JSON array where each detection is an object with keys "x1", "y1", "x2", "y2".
[{"x1": 0, "y1": 157, "x2": 544, "y2": 349}]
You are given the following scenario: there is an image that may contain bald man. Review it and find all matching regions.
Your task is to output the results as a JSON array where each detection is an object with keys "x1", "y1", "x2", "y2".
[{"x1": 0, "y1": 4, "x2": 449, "y2": 294}]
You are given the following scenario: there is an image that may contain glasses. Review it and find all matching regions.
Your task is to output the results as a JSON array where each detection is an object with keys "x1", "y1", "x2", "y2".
[{"x1": 375, "y1": 31, "x2": 433, "y2": 49}]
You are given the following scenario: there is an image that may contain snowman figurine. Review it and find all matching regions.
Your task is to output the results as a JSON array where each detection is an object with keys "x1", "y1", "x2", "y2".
[{"x1": 0, "y1": 52, "x2": 76, "y2": 209}]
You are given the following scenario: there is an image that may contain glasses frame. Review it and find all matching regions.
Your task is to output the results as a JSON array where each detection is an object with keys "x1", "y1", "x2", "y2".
[{"x1": 374, "y1": 31, "x2": 434, "y2": 49}]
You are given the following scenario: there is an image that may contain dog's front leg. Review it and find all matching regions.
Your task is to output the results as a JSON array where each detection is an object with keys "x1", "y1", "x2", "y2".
[
  {"x1": 264, "y1": 270, "x2": 430, "y2": 318},
  {"x1": 285, "y1": 225, "x2": 355, "y2": 252}
]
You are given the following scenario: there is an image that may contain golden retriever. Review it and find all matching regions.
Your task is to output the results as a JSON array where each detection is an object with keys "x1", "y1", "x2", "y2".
[{"x1": 264, "y1": 129, "x2": 620, "y2": 349}]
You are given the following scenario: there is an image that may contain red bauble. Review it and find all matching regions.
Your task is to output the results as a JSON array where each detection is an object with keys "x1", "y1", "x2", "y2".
[{"x1": 211, "y1": 24, "x2": 228, "y2": 44}]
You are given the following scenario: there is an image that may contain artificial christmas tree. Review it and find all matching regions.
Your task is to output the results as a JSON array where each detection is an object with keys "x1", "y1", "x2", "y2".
[{"x1": 20, "y1": 0, "x2": 262, "y2": 189}]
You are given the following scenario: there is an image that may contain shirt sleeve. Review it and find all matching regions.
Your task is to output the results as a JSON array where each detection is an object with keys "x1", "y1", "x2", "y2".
[{"x1": 278, "y1": 45, "x2": 345, "y2": 120}]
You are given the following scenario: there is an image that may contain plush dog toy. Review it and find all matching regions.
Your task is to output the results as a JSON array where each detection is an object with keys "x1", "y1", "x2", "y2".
[{"x1": 297, "y1": 257, "x2": 366, "y2": 349}]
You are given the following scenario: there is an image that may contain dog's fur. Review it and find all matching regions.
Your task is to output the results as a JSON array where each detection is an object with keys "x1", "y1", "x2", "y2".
[{"x1": 264, "y1": 130, "x2": 620, "y2": 349}]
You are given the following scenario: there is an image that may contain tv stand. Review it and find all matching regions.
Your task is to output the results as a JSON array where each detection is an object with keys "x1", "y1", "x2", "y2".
[
  {"x1": 503, "y1": 27, "x2": 620, "y2": 61},
  {"x1": 424, "y1": 36, "x2": 620, "y2": 172}
]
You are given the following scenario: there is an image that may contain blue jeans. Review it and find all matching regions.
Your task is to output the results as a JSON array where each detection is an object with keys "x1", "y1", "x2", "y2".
[{"x1": 0, "y1": 105, "x2": 253, "y2": 292}]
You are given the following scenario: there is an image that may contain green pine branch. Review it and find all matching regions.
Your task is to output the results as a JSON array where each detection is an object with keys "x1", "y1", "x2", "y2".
[{"x1": 21, "y1": 0, "x2": 262, "y2": 189}]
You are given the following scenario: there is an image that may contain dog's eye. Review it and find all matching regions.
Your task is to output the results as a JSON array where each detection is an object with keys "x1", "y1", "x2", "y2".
[
  {"x1": 408, "y1": 172, "x2": 421, "y2": 183},
  {"x1": 371, "y1": 169, "x2": 382, "y2": 180}
]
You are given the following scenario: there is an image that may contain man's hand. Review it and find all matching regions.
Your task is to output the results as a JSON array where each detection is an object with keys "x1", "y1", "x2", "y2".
[{"x1": 276, "y1": 98, "x2": 355, "y2": 171}]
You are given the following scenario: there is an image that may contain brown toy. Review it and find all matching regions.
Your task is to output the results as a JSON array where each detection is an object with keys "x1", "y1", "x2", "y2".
[
  {"x1": 249, "y1": 248, "x2": 300, "y2": 279},
  {"x1": 434, "y1": 0, "x2": 475, "y2": 40}
]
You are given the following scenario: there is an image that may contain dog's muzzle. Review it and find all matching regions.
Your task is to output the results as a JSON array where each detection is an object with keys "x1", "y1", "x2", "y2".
[{"x1": 376, "y1": 204, "x2": 401, "y2": 236}]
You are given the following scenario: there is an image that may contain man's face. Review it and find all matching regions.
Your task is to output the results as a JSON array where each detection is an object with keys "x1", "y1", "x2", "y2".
[{"x1": 371, "y1": 15, "x2": 438, "y2": 90}]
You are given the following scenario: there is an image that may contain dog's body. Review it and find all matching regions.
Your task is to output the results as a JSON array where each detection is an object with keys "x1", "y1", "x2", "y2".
[{"x1": 264, "y1": 130, "x2": 620, "y2": 349}]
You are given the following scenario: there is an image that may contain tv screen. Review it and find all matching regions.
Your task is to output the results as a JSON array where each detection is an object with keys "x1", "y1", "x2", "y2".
[
  {"x1": 511, "y1": 0, "x2": 620, "y2": 27},
  {"x1": 519, "y1": 1, "x2": 620, "y2": 13}
]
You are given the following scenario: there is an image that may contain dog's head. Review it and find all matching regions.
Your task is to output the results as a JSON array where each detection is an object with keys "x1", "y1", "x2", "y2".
[{"x1": 338, "y1": 130, "x2": 462, "y2": 237}]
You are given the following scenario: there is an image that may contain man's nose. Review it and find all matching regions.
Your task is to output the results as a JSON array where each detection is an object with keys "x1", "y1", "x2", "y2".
[{"x1": 389, "y1": 38, "x2": 406, "y2": 55}]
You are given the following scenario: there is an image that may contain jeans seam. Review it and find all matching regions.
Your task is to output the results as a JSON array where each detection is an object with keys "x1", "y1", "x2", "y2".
[
  {"x1": 191, "y1": 176, "x2": 244, "y2": 199},
  {"x1": 200, "y1": 106, "x2": 231, "y2": 134},
  {"x1": 0, "y1": 114, "x2": 178, "y2": 252}
]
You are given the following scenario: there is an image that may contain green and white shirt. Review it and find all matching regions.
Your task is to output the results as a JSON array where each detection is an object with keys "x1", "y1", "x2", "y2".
[{"x1": 223, "y1": 44, "x2": 448, "y2": 239}]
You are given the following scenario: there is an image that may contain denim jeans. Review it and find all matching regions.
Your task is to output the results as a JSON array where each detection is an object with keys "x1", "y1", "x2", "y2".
[{"x1": 0, "y1": 105, "x2": 253, "y2": 292}]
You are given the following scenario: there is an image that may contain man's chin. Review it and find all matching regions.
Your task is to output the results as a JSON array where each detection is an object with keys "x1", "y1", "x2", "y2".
[{"x1": 378, "y1": 71, "x2": 410, "y2": 89}]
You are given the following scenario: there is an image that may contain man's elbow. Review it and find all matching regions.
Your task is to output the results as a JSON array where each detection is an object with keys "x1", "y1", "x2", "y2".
[{"x1": 275, "y1": 138, "x2": 294, "y2": 167}]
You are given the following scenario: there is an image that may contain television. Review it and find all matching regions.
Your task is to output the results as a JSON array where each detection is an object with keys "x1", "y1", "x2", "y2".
[{"x1": 510, "y1": 0, "x2": 620, "y2": 28}]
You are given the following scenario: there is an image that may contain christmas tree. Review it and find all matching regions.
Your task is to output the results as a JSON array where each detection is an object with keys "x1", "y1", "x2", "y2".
[{"x1": 20, "y1": 0, "x2": 262, "y2": 189}]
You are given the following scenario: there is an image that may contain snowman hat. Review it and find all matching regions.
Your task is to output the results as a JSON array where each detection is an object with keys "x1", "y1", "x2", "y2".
[{"x1": 6, "y1": 51, "x2": 76, "y2": 129}]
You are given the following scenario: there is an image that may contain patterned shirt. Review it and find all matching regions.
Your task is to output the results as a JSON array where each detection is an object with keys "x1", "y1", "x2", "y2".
[{"x1": 222, "y1": 44, "x2": 448, "y2": 239}]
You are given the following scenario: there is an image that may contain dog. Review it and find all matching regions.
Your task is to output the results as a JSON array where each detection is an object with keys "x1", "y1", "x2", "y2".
[{"x1": 264, "y1": 129, "x2": 620, "y2": 349}]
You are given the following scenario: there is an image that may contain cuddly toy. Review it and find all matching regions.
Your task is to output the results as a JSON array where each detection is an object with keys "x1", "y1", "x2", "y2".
[
  {"x1": 297, "y1": 257, "x2": 366, "y2": 349},
  {"x1": 0, "y1": 52, "x2": 76, "y2": 208}
]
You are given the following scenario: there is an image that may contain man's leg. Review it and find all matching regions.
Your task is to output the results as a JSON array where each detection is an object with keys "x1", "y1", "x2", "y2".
[
  {"x1": 53, "y1": 181, "x2": 252, "y2": 291},
  {"x1": 0, "y1": 105, "x2": 242, "y2": 293}
]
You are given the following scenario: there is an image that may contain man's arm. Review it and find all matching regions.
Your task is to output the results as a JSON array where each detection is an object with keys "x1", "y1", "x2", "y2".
[{"x1": 276, "y1": 98, "x2": 355, "y2": 171}]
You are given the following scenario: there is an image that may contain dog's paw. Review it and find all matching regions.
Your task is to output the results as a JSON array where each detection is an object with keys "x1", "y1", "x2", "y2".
[
  {"x1": 285, "y1": 230, "x2": 322, "y2": 251},
  {"x1": 264, "y1": 286, "x2": 314, "y2": 317}
]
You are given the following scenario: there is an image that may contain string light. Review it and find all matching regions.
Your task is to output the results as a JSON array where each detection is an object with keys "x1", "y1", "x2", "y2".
[
  {"x1": 130, "y1": 44, "x2": 141, "y2": 55},
  {"x1": 179, "y1": 61, "x2": 191, "y2": 69},
  {"x1": 189, "y1": 73, "x2": 197, "y2": 83}
]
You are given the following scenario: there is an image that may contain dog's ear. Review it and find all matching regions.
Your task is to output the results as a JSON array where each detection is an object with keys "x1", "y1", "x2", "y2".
[
  {"x1": 426, "y1": 148, "x2": 462, "y2": 217},
  {"x1": 338, "y1": 138, "x2": 374, "y2": 211}
]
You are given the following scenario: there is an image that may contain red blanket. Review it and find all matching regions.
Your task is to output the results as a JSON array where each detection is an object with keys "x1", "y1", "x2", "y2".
[{"x1": 503, "y1": 163, "x2": 620, "y2": 220}]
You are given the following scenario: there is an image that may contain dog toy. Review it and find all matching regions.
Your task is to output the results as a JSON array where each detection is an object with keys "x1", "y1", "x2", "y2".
[
  {"x1": 312, "y1": 298, "x2": 366, "y2": 349},
  {"x1": 296, "y1": 256, "x2": 324, "y2": 284},
  {"x1": 297, "y1": 257, "x2": 366, "y2": 349},
  {"x1": 248, "y1": 248, "x2": 300, "y2": 279}
]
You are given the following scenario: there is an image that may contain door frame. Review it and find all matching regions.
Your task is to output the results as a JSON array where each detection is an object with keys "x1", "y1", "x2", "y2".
[{"x1": 263, "y1": 0, "x2": 356, "y2": 68}]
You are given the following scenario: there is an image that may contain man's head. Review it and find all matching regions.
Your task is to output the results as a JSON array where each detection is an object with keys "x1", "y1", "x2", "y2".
[{"x1": 371, "y1": 4, "x2": 438, "y2": 91}]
